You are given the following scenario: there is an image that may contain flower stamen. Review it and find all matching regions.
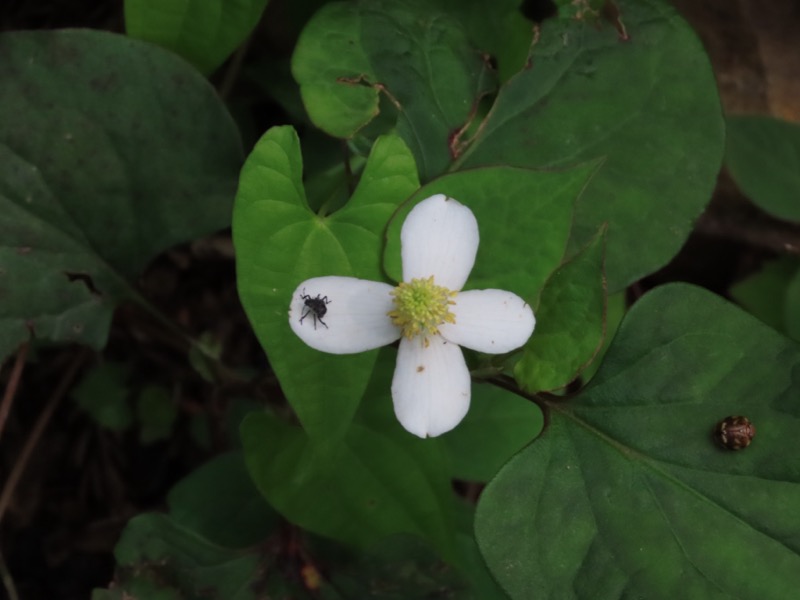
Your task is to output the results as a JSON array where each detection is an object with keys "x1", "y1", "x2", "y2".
[{"x1": 388, "y1": 276, "x2": 456, "y2": 342}]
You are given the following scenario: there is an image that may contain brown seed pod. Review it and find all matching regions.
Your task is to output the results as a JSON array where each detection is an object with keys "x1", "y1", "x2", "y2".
[{"x1": 714, "y1": 416, "x2": 755, "y2": 450}]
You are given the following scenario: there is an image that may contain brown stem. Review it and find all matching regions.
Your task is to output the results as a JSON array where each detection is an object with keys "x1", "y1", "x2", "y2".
[
  {"x1": 0, "y1": 342, "x2": 29, "y2": 441},
  {"x1": 0, "y1": 348, "x2": 88, "y2": 525}
]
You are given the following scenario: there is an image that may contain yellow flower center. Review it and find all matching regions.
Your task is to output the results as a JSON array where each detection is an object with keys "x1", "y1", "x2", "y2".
[{"x1": 389, "y1": 276, "x2": 456, "y2": 342}]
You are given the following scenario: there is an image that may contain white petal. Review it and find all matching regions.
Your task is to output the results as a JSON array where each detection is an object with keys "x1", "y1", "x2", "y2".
[
  {"x1": 391, "y1": 335, "x2": 471, "y2": 438},
  {"x1": 289, "y1": 276, "x2": 400, "y2": 354},
  {"x1": 401, "y1": 194, "x2": 479, "y2": 291},
  {"x1": 439, "y1": 289, "x2": 535, "y2": 354}
]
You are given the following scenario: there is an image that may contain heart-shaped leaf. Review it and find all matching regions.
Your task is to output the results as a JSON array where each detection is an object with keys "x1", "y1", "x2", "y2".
[
  {"x1": 0, "y1": 30, "x2": 243, "y2": 362},
  {"x1": 476, "y1": 284, "x2": 800, "y2": 598},
  {"x1": 233, "y1": 127, "x2": 418, "y2": 438}
]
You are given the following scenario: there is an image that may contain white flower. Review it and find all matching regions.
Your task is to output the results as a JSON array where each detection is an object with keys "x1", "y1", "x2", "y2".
[{"x1": 288, "y1": 194, "x2": 535, "y2": 438}]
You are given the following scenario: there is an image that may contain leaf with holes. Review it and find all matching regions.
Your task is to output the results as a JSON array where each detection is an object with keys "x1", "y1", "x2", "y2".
[
  {"x1": 292, "y1": 0, "x2": 496, "y2": 181},
  {"x1": 457, "y1": 1, "x2": 724, "y2": 290},
  {"x1": 0, "y1": 30, "x2": 242, "y2": 362},
  {"x1": 476, "y1": 284, "x2": 800, "y2": 598}
]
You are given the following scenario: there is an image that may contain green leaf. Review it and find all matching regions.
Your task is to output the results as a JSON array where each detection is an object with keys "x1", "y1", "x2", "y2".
[
  {"x1": 292, "y1": 0, "x2": 496, "y2": 180},
  {"x1": 72, "y1": 362, "x2": 133, "y2": 432},
  {"x1": 730, "y1": 257, "x2": 800, "y2": 336},
  {"x1": 514, "y1": 227, "x2": 607, "y2": 392},
  {"x1": 431, "y1": 0, "x2": 534, "y2": 81},
  {"x1": 94, "y1": 581, "x2": 180, "y2": 600},
  {"x1": 322, "y1": 535, "x2": 474, "y2": 599},
  {"x1": 580, "y1": 289, "x2": 627, "y2": 384},
  {"x1": 726, "y1": 116, "x2": 800, "y2": 222},
  {"x1": 125, "y1": 0, "x2": 270, "y2": 74},
  {"x1": 114, "y1": 513, "x2": 270, "y2": 599},
  {"x1": 240, "y1": 347, "x2": 464, "y2": 562},
  {"x1": 241, "y1": 409, "x2": 459, "y2": 562},
  {"x1": 785, "y1": 268, "x2": 800, "y2": 341},
  {"x1": 0, "y1": 30, "x2": 242, "y2": 362},
  {"x1": 458, "y1": 1, "x2": 724, "y2": 290},
  {"x1": 384, "y1": 163, "x2": 600, "y2": 303},
  {"x1": 136, "y1": 385, "x2": 178, "y2": 444},
  {"x1": 233, "y1": 126, "x2": 418, "y2": 438},
  {"x1": 167, "y1": 451, "x2": 278, "y2": 548},
  {"x1": 476, "y1": 284, "x2": 800, "y2": 598},
  {"x1": 440, "y1": 382, "x2": 542, "y2": 482}
]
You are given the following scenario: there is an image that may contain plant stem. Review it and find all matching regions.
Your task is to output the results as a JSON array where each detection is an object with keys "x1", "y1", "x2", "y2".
[
  {"x1": 0, "y1": 551, "x2": 18, "y2": 600},
  {"x1": 0, "y1": 342, "x2": 29, "y2": 442},
  {"x1": 0, "y1": 348, "x2": 87, "y2": 525}
]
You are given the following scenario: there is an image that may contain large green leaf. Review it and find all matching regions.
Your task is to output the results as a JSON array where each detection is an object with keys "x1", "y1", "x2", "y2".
[
  {"x1": 241, "y1": 411, "x2": 459, "y2": 562},
  {"x1": 384, "y1": 163, "x2": 600, "y2": 304},
  {"x1": 514, "y1": 228, "x2": 607, "y2": 392},
  {"x1": 458, "y1": 1, "x2": 724, "y2": 290},
  {"x1": 292, "y1": 0, "x2": 496, "y2": 181},
  {"x1": 725, "y1": 115, "x2": 800, "y2": 223},
  {"x1": 0, "y1": 29, "x2": 242, "y2": 361},
  {"x1": 125, "y1": 0, "x2": 270, "y2": 74},
  {"x1": 233, "y1": 127, "x2": 418, "y2": 438},
  {"x1": 730, "y1": 257, "x2": 800, "y2": 341},
  {"x1": 476, "y1": 284, "x2": 800, "y2": 598}
]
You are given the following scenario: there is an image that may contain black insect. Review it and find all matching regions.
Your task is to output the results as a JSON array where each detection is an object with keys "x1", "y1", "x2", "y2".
[{"x1": 299, "y1": 290, "x2": 331, "y2": 329}]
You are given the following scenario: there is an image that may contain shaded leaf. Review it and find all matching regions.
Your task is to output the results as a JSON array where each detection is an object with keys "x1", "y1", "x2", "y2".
[
  {"x1": 476, "y1": 284, "x2": 800, "y2": 598},
  {"x1": 785, "y1": 267, "x2": 800, "y2": 340},
  {"x1": 114, "y1": 513, "x2": 277, "y2": 599},
  {"x1": 72, "y1": 362, "x2": 132, "y2": 432},
  {"x1": 322, "y1": 535, "x2": 472, "y2": 599},
  {"x1": 125, "y1": 0, "x2": 271, "y2": 74},
  {"x1": 0, "y1": 30, "x2": 242, "y2": 361},
  {"x1": 167, "y1": 451, "x2": 278, "y2": 548},
  {"x1": 136, "y1": 385, "x2": 177, "y2": 444},
  {"x1": 730, "y1": 257, "x2": 800, "y2": 341},
  {"x1": 726, "y1": 115, "x2": 800, "y2": 222}
]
